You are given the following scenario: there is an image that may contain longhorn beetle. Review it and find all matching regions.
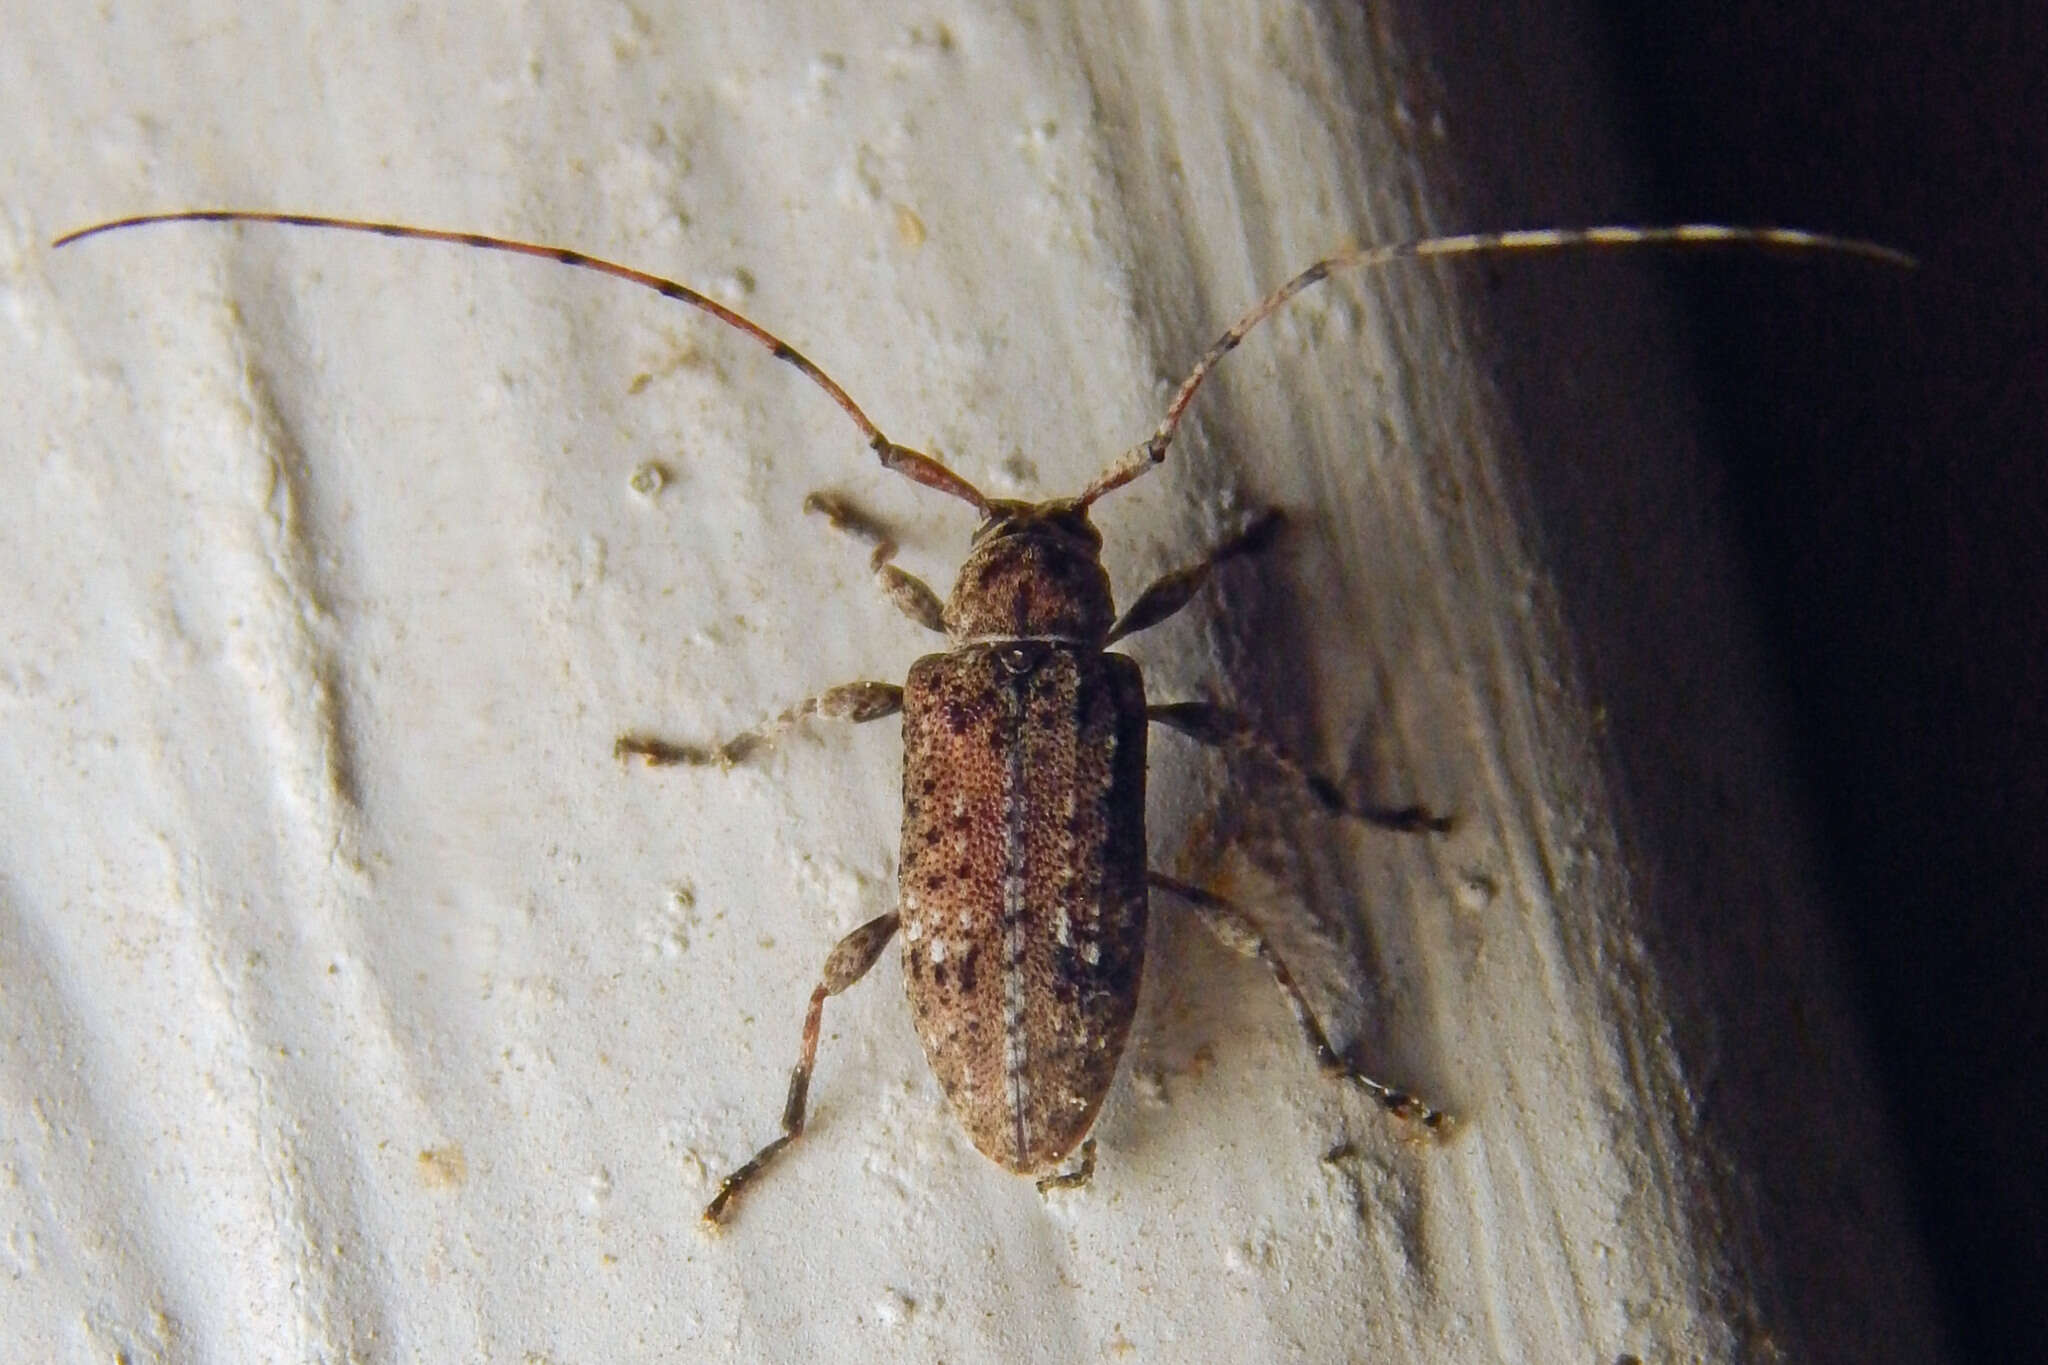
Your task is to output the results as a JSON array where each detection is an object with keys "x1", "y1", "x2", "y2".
[{"x1": 54, "y1": 210, "x2": 1910, "y2": 1225}]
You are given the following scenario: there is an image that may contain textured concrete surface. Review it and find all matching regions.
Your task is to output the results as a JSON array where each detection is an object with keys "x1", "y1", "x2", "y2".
[{"x1": 3, "y1": 2, "x2": 1941, "y2": 1361}]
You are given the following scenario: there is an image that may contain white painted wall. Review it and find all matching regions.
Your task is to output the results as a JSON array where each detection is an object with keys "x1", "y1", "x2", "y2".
[{"x1": 3, "y1": 2, "x2": 1941, "y2": 1361}]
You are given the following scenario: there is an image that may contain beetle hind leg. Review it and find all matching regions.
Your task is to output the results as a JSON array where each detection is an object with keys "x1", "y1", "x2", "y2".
[
  {"x1": 1148, "y1": 872, "x2": 1451, "y2": 1135},
  {"x1": 1035, "y1": 1137, "x2": 1097, "y2": 1195},
  {"x1": 703, "y1": 910, "x2": 901, "y2": 1227}
]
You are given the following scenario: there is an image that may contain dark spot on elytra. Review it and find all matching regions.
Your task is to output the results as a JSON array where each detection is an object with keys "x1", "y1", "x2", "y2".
[
  {"x1": 959, "y1": 945, "x2": 980, "y2": 992},
  {"x1": 920, "y1": 776, "x2": 939, "y2": 795},
  {"x1": 1097, "y1": 950, "x2": 1139, "y2": 996},
  {"x1": 1048, "y1": 964, "x2": 1085, "y2": 1006},
  {"x1": 932, "y1": 960, "x2": 949, "y2": 989}
]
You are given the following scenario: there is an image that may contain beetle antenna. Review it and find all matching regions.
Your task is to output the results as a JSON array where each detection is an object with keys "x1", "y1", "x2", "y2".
[
  {"x1": 1077, "y1": 224, "x2": 1915, "y2": 506},
  {"x1": 54, "y1": 210, "x2": 994, "y2": 515}
]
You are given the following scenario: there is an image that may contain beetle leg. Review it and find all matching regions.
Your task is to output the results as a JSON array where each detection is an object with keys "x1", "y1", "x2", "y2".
[
  {"x1": 616, "y1": 681, "x2": 902, "y2": 769},
  {"x1": 1035, "y1": 1137, "x2": 1097, "y2": 1195},
  {"x1": 1148, "y1": 872, "x2": 1450, "y2": 1134},
  {"x1": 1104, "y1": 509, "x2": 1283, "y2": 644},
  {"x1": 804, "y1": 490, "x2": 947, "y2": 634},
  {"x1": 1147, "y1": 702, "x2": 1451, "y2": 835},
  {"x1": 703, "y1": 910, "x2": 902, "y2": 1227}
]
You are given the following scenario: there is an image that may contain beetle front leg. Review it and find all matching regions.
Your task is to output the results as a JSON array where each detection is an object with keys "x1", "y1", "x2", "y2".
[
  {"x1": 1148, "y1": 871, "x2": 1450, "y2": 1133},
  {"x1": 616, "y1": 681, "x2": 902, "y2": 769},
  {"x1": 703, "y1": 910, "x2": 902, "y2": 1227},
  {"x1": 1148, "y1": 702, "x2": 1451, "y2": 835},
  {"x1": 804, "y1": 490, "x2": 947, "y2": 634},
  {"x1": 1105, "y1": 509, "x2": 1283, "y2": 644}
]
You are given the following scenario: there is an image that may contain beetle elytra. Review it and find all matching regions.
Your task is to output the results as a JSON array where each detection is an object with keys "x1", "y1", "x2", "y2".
[{"x1": 53, "y1": 210, "x2": 1911, "y2": 1225}]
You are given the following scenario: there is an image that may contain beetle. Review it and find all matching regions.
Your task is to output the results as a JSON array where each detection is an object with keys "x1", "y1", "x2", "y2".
[{"x1": 53, "y1": 210, "x2": 1910, "y2": 1224}]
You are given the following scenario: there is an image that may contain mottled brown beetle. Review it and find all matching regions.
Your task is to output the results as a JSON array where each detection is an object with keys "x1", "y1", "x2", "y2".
[{"x1": 54, "y1": 211, "x2": 1911, "y2": 1226}]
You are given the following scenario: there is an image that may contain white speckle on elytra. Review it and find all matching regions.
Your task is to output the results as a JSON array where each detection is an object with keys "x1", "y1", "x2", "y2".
[
  {"x1": 904, "y1": 917, "x2": 923, "y2": 941},
  {"x1": 1053, "y1": 905, "x2": 1071, "y2": 946},
  {"x1": 928, "y1": 937, "x2": 949, "y2": 963},
  {"x1": 1081, "y1": 940, "x2": 1100, "y2": 965}
]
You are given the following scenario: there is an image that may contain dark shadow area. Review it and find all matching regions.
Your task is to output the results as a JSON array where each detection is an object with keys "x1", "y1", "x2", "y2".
[{"x1": 1594, "y1": 5, "x2": 2048, "y2": 1359}]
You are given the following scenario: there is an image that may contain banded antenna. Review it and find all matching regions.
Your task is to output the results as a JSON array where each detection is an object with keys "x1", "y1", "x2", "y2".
[{"x1": 56, "y1": 212, "x2": 1911, "y2": 515}]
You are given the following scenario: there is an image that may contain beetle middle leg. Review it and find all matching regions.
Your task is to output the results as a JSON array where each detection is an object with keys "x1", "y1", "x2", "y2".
[
  {"x1": 703, "y1": 910, "x2": 901, "y2": 1226},
  {"x1": 1107, "y1": 509, "x2": 1450, "y2": 834},
  {"x1": 617, "y1": 495, "x2": 930, "y2": 768},
  {"x1": 1148, "y1": 871, "x2": 1449, "y2": 1133},
  {"x1": 615, "y1": 681, "x2": 902, "y2": 769}
]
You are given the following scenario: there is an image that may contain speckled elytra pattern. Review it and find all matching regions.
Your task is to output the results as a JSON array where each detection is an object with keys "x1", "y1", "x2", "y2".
[{"x1": 900, "y1": 641, "x2": 1147, "y2": 1173}]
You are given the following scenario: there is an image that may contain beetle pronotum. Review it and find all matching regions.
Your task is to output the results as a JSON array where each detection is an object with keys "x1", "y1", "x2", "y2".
[{"x1": 54, "y1": 210, "x2": 1909, "y2": 1225}]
